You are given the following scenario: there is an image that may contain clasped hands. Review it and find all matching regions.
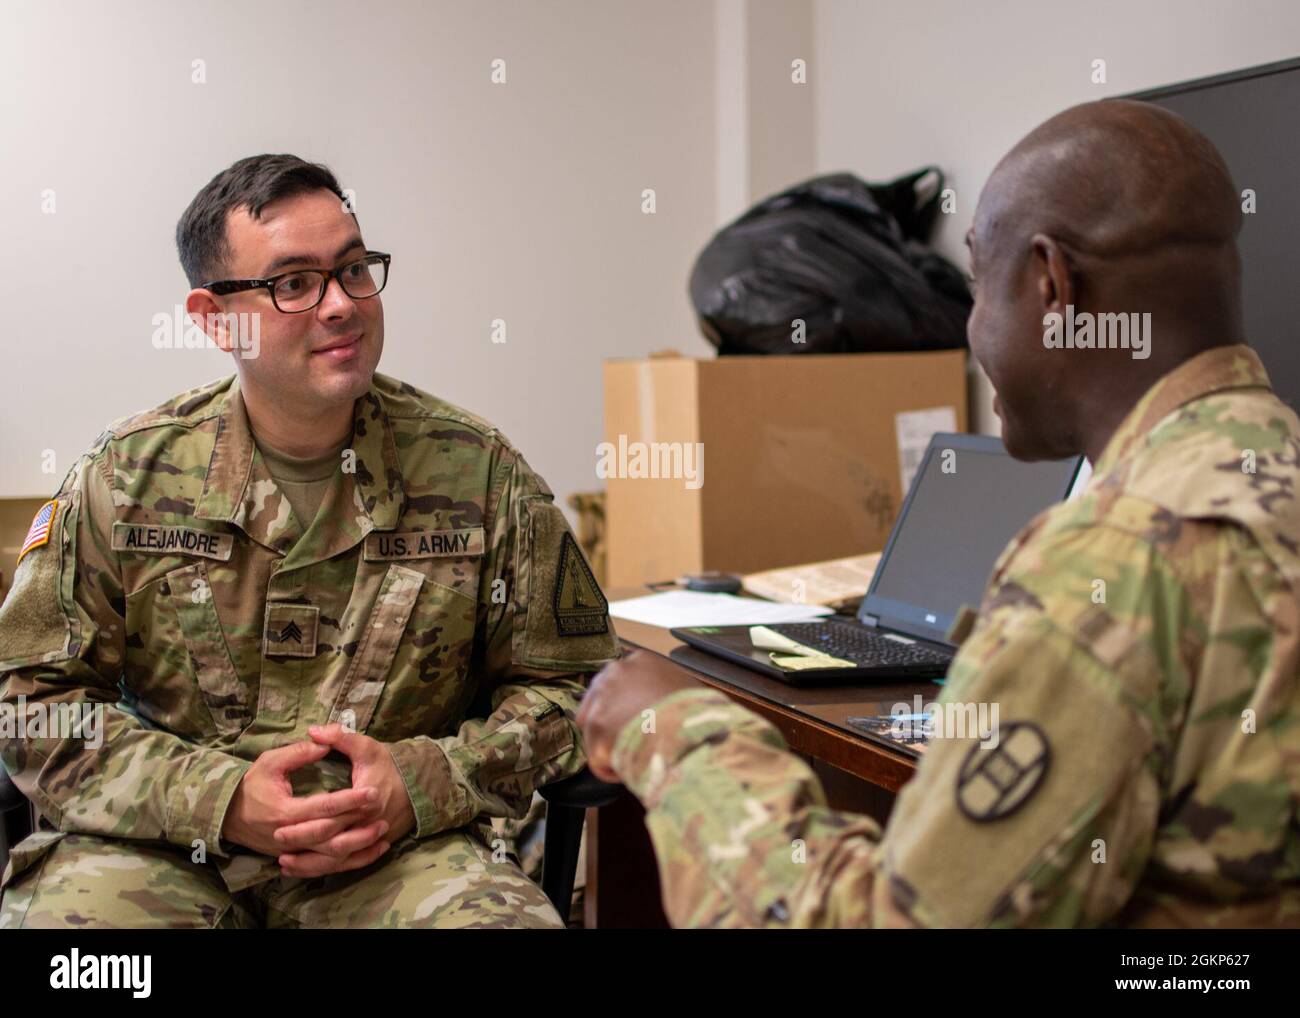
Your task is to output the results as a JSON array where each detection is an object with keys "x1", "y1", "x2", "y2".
[
  {"x1": 222, "y1": 648, "x2": 701, "y2": 879},
  {"x1": 221, "y1": 724, "x2": 416, "y2": 879}
]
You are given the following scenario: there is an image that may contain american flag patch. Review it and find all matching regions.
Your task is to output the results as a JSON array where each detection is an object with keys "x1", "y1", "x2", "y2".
[{"x1": 17, "y1": 499, "x2": 58, "y2": 565}]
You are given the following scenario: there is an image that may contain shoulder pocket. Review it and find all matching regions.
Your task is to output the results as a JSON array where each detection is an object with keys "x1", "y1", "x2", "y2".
[
  {"x1": 513, "y1": 497, "x2": 618, "y2": 671},
  {"x1": 0, "y1": 492, "x2": 82, "y2": 672}
]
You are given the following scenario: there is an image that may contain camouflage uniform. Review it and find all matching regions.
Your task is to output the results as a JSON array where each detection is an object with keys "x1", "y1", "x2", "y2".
[
  {"x1": 611, "y1": 345, "x2": 1300, "y2": 927},
  {"x1": 0, "y1": 373, "x2": 618, "y2": 928}
]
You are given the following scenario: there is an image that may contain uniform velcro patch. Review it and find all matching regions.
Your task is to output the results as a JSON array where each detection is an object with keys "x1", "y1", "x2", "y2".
[
  {"x1": 552, "y1": 532, "x2": 609, "y2": 637},
  {"x1": 17, "y1": 500, "x2": 58, "y2": 565},
  {"x1": 263, "y1": 603, "x2": 320, "y2": 658},
  {"x1": 956, "y1": 722, "x2": 1051, "y2": 822},
  {"x1": 363, "y1": 527, "x2": 485, "y2": 561},
  {"x1": 112, "y1": 523, "x2": 233, "y2": 561}
]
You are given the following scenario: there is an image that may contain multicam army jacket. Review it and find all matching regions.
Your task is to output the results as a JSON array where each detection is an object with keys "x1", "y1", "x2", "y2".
[
  {"x1": 612, "y1": 344, "x2": 1300, "y2": 928},
  {"x1": 0, "y1": 373, "x2": 618, "y2": 890}
]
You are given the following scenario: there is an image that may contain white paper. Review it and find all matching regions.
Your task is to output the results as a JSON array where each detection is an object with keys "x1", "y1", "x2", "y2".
[
  {"x1": 894, "y1": 406, "x2": 958, "y2": 494},
  {"x1": 1068, "y1": 458, "x2": 1093, "y2": 499},
  {"x1": 608, "y1": 590, "x2": 833, "y2": 628}
]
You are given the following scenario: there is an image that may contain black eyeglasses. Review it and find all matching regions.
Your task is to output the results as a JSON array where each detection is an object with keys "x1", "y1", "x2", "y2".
[{"x1": 202, "y1": 251, "x2": 391, "y2": 313}]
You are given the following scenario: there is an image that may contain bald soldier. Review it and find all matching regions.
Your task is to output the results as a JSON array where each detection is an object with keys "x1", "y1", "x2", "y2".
[
  {"x1": 0, "y1": 154, "x2": 618, "y2": 928},
  {"x1": 579, "y1": 100, "x2": 1300, "y2": 927}
]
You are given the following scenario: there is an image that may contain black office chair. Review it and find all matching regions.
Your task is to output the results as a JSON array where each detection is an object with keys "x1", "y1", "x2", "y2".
[
  {"x1": 538, "y1": 767, "x2": 622, "y2": 920},
  {"x1": 0, "y1": 761, "x2": 619, "y2": 923}
]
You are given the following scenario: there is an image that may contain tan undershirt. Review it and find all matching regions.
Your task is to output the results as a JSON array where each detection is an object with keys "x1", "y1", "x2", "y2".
[{"x1": 254, "y1": 434, "x2": 350, "y2": 531}]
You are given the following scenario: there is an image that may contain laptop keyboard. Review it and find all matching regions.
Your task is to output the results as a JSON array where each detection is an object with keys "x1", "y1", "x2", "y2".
[{"x1": 770, "y1": 621, "x2": 951, "y2": 669}]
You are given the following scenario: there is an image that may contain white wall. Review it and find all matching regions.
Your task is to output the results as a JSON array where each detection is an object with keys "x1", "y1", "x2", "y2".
[
  {"x1": 6, "y1": 0, "x2": 1296, "y2": 502},
  {"x1": 713, "y1": 0, "x2": 818, "y2": 221},
  {"x1": 814, "y1": 0, "x2": 1300, "y2": 433},
  {"x1": 0, "y1": 0, "x2": 717, "y2": 507}
]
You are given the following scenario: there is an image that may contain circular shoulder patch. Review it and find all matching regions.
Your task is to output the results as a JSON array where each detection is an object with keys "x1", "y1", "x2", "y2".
[{"x1": 955, "y1": 721, "x2": 1051, "y2": 823}]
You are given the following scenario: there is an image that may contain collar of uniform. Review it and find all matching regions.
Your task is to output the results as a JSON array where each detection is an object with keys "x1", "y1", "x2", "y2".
[
  {"x1": 194, "y1": 376, "x2": 405, "y2": 553},
  {"x1": 1091, "y1": 344, "x2": 1271, "y2": 478},
  {"x1": 348, "y1": 388, "x2": 405, "y2": 531}
]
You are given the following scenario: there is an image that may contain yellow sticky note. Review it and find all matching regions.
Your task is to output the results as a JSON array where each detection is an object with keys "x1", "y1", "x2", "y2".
[{"x1": 769, "y1": 652, "x2": 856, "y2": 671}]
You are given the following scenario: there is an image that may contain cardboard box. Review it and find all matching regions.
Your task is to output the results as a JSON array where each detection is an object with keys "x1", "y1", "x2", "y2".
[{"x1": 603, "y1": 350, "x2": 968, "y2": 588}]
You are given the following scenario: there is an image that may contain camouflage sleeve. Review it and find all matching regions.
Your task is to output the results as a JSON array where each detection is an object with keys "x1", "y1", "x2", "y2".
[
  {"x1": 612, "y1": 522, "x2": 1181, "y2": 928},
  {"x1": 386, "y1": 450, "x2": 619, "y2": 838},
  {"x1": 873, "y1": 521, "x2": 1179, "y2": 927},
  {"x1": 0, "y1": 450, "x2": 251, "y2": 857},
  {"x1": 612, "y1": 687, "x2": 887, "y2": 927}
]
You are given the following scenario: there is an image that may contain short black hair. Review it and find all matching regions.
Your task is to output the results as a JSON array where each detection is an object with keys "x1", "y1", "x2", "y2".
[{"x1": 176, "y1": 154, "x2": 350, "y2": 287}]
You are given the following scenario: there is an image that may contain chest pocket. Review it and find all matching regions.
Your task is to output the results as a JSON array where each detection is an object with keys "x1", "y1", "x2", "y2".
[
  {"x1": 326, "y1": 564, "x2": 425, "y2": 732},
  {"x1": 165, "y1": 561, "x2": 252, "y2": 737}
]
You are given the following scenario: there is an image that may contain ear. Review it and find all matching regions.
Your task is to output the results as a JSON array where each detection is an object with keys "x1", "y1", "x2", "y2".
[
  {"x1": 1028, "y1": 233, "x2": 1075, "y2": 316},
  {"x1": 184, "y1": 289, "x2": 235, "y2": 354}
]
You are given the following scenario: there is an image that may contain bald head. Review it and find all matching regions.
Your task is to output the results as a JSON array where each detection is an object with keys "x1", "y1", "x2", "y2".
[
  {"x1": 967, "y1": 100, "x2": 1246, "y2": 464},
  {"x1": 978, "y1": 99, "x2": 1240, "y2": 261}
]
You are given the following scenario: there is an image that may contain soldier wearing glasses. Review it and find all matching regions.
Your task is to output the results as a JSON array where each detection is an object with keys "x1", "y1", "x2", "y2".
[{"x1": 0, "y1": 154, "x2": 617, "y2": 928}]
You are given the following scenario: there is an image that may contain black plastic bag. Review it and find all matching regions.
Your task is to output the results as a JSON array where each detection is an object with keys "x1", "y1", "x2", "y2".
[{"x1": 689, "y1": 170, "x2": 971, "y2": 355}]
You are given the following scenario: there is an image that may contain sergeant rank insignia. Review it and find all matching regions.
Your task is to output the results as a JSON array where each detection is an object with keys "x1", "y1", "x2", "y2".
[
  {"x1": 552, "y1": 533, "x2": 609, "y2": 637},
  {"x1": 263, "y1": 603, "x2": 320, "y2": 658},
  {"x1": 955, "y1": 721, "x2": 1051, "y2": 823}
]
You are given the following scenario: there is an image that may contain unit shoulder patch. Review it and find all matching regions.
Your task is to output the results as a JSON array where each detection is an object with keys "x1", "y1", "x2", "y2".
[
  {"x1": 552, "y1": 532, "x2": 609, "y2": 637},
  {"x1": 955, "y1": 721, "x2": 1051, "y2": 823}
]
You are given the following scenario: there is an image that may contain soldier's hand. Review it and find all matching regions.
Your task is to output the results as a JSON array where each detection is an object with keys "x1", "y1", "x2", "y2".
[
  {"x1": 270, "y1": 838, "x2": 394, "y2": 880},
  {"x1": 577, "y1": 650, "x2": 701, "y2": 783},
  {"x1": 222, "y1": 740, "x2": 383, "y2": 858},
  {"x1": 273, "y1": 724, "x2": 417, "y2": 867}
]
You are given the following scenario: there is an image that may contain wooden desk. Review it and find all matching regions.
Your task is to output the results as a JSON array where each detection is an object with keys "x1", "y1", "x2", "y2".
[{"x1": 584, "y1": 595, "x2": 940, "y2": 928}]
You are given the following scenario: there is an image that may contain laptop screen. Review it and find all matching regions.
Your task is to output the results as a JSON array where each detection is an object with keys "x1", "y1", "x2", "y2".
[{"x1": 861, "y1": 435, "x2": 1082, "y2": 644}]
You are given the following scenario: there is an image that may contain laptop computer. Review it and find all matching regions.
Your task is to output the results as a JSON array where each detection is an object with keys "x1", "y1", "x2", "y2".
[{"x1": 671, "y1": 433, "x2": 1084, "y2": 685}]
